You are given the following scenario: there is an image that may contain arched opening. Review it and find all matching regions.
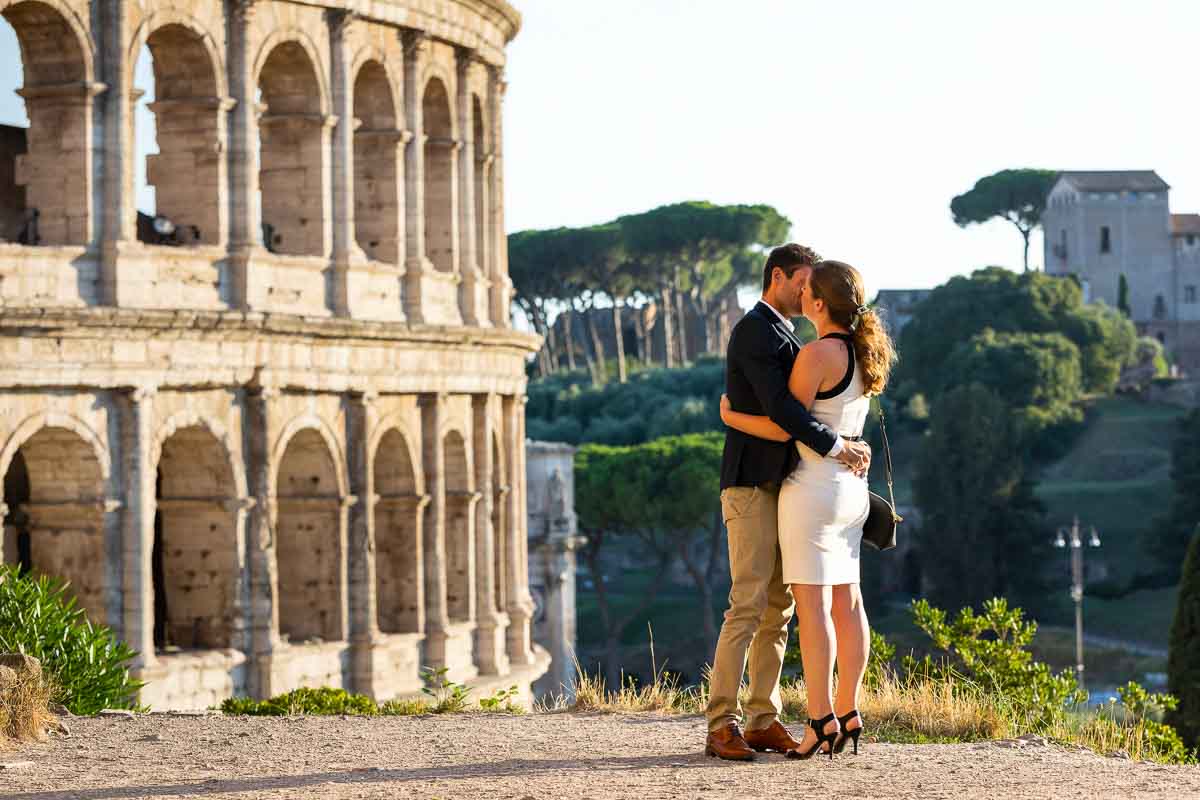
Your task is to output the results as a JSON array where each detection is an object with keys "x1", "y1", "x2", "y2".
[
  {"x1": 472, "y1": 95, "x2": 488, "y2": 282},
  {"x1": 0, "y1": 2, "x2": 93, "y2": 245},
  {"x1": 1, "y1": 426, "x2": 106, "y2": 619},
  {"x1": 373, "y1": 429, "x2": 421, "y2": 634},
  {"x1": 133, "y1": 24, "x2": 223, "y2": 246},
  {"x1": 443, "y1": 429, "x2": 471, "y2": 622},
  {"x1": 491, "y1": 431, "x2": 507, "y2": 614},
  {"x1": 275, "y1": 428, "x2": 342, "y2": 643},
  {"x1": 353, "y1": 60, "x2": 401, "y2": 265},
  {"x1": 258, "y1": 41, "x2": 328, "y2": 257},
  {"x1": 422, "y1": 77, "x2": 454, "y2": 274},
  {"x1": 153, "y1": 425, "x2": 238, "y2": 652}
]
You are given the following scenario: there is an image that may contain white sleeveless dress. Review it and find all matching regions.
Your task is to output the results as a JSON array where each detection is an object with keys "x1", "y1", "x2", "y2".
[{"x1": 777, "y1": 334, "x2": 870, "y2": 585}]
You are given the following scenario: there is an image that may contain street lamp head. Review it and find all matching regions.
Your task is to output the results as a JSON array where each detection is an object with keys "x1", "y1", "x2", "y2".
[
  {"x1": 1089, "y1": 527, "x2": 1101, "y2": 548},
  {"x1": 1053, "y1": 530, "x2": 1067, "y2": 548}
]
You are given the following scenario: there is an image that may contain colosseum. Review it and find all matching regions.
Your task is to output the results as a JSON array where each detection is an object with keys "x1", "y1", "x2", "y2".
[{"x1": 0, "y1": 0, "x2": 548, "y2": 710}]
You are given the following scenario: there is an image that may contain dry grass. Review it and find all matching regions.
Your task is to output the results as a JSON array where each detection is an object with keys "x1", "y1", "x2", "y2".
[
  {"x1": 0, "y1": 667, "x2": 55, "y2": 748},
  {"x1": 564, "y1": 666, "x2": 1005, "y2": 744},
  {"x1": 780, "y1": 674, "x2": 1008, "y2": 743}
]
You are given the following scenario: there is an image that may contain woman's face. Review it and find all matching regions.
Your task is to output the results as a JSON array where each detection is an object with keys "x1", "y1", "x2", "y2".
[{"x1": 800, "y1": 275, "x2": 824, "y2": 323}]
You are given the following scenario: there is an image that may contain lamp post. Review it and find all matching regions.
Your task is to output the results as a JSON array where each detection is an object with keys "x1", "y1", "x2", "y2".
[{"x1": 1053, "y1": 516, "x2": 1101, "y2": 683}]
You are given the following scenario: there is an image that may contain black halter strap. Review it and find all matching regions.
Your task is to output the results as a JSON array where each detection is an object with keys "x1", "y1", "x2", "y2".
[{"x1": 815, "y1": 332, "x2": 855, "y2": 400}]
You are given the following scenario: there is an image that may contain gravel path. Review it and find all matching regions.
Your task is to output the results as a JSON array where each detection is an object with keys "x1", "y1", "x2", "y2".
[{"x1": 1, "y1": 712, "x2": 1198, "y2": 799}]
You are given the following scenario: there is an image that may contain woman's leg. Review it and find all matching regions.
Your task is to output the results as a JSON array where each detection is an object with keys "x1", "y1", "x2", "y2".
[
  {"x1": 791, "y1": 583, "x2": 838, "y2": 750},
  {"x1": 831, "y1": 582, "x2": 870, "y2": 729}
]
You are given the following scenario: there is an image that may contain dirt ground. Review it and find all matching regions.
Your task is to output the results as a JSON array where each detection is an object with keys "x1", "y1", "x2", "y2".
[{"x1": 2, "y1": 711, "x2": 1198, "y2": 800}]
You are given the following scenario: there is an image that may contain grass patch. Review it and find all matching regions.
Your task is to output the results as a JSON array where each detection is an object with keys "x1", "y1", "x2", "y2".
[
  {"x1": 562, "y1": 665, "x2": 1191, "y2": 763},
  {"x1": 219, "y1": 682, "x2": 525, "y2": 717}
]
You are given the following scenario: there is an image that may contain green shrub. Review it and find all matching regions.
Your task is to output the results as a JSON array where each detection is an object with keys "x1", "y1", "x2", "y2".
[
  {"x1": 0, "y1": 565, "x2": 141, "y2": 715},
  {"x1": 1168, "y1": 526, "x2": 1200, "y2": 747},
  {"x1": 221, "y1": 687, "x2": 379, "y2": 716},
  {"x1": 903, "y1": 597, "x2": 1086, "y2": 729},
  {"x1": 420, "y1": 666, "x2": 472, "y2": 713}
]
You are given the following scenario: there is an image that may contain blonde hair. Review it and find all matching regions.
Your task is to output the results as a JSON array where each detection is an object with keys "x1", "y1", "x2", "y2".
[{"x1": 807, "y1": 260, "x2": 897, "y2": 396}]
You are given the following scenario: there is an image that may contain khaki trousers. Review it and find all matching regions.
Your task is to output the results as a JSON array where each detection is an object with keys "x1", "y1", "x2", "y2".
[{"x1": 705, "y1": 484, "x2": 795, "y2": 733}]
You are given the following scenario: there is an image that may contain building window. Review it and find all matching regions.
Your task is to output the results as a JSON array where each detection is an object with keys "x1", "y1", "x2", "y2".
[
  {"x1": 1188, "y1": 235, "x2": 1196, "y2": 246},
  {"x1": 1100, "y1": 226, "x2": 1111, "y2": 254},
  {"x1": 1186, "y1": 286, "x2": 1198, "y2": 304},
  {"x1": 1154, "y1": 295, "x2": 1168, "y2": 320}
]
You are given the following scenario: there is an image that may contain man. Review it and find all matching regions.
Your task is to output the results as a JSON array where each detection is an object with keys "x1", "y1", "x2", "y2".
[{"x1": 704, "y1": 243, "x2": 871, "y2": 760}]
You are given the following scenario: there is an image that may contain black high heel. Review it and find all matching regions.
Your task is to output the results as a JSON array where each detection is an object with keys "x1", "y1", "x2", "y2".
[
  {"x1": 833, "y1": 709, "x2": 863, "y2": 755},
  {"x1": 786, "y1": 712, "x2": 839, "y2": 761}
]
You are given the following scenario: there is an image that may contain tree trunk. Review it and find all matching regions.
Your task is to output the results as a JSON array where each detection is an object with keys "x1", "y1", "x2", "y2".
[
  {"x1": 612, "y1": 300, "x2": 628, "y2": 383},
  {"x1": 561, "y1": 310, "x2": 578, "y2": 372},
  {"x1": 660, "y1": 285, "x2": 676, "y2": 369},
  {"x1": 584, "y1": 301, "x2": 607, "y2": 384},
  {"x1": 1020, "y1": 225, "x2": 1032, "y2": 272},
  {"x1": 677, "y1": 525, "x2": 721, "y2": 660},
  {"x1": 672, "y1": 269, "x2": 689, "y2": 365},
  {"x1": 573, "y1": 299, "x2": 599, "y2": 383},
  {"x1": 632, "y1": 305, "x2": 649, "y2": 366}
]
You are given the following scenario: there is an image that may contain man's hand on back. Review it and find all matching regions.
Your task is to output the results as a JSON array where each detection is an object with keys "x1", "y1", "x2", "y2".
[{"x1": 834, "y1": 440, "x2": 871, "y2": 477}]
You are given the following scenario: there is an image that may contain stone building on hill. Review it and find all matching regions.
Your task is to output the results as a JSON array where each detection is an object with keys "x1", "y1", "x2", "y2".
[
  {"x1": 0, "y1": 0, "x2": 548, "y2": 710},
  {"x1": 1043, "y1": 170, "x2": 1200, "y2": 373}
]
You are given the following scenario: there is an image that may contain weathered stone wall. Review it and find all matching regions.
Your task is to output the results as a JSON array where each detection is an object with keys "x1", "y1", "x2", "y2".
[{"x1": 0, "y1": 0, "x2": 549, "y2": 710}]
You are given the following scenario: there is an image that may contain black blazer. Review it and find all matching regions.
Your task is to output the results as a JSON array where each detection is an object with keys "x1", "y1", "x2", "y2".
[{"x1": 720, "y1": 301, "x2": 840, "y2": 489}]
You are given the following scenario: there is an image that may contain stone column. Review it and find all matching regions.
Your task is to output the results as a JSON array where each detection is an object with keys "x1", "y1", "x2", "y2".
[
  {"x1": 328, "y1": 10, "x2": 367, "y2": 317},
  {"x1": 472, "y1": 394, "x2": 508, "y2": 674},
  {"x1": 419, "y1": 392, "x2": 450, "y2": 665},
  {"x1": 346, "y1": 391, "x2": 377, "y2": 691},
  {"x1": 487, "y1": 67, "x2": 512, "y2": 328},
  {"x1": 99, "y1": 0, "x2": 132, "y2": 304},
  {"x1": 401, "y1": 30, "x2": 431, "y2": 324},
  {"x1": 504, "y1": 394, "x2": 535, "y2": 664},
  {"x1": 243, "y1": 385, "x2": 279, "y2": 697},
  {"x1": 456, "y1": 48, "x2": 486, "y2": 327},
  {"x1": 119, "y1": 387, "x2": 156, "y2": 669},
  {"x1": 227, "y1": 0, "x2": 262, "y2": 309}
]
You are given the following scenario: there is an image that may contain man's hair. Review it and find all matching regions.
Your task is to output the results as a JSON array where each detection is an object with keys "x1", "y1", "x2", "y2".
[{"x1": 762, "y1": 243, "x2": 821, "y2": 293}]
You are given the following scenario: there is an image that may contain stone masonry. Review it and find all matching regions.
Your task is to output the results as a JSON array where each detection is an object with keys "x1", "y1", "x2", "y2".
[{"x1": 0, "y1": 0, "x2": 549, "y2": 710}]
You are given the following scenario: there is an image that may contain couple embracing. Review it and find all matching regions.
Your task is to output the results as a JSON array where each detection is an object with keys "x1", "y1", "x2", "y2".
[{"x1": 705, "y1": 244, "x2": 896, "y2": 761}]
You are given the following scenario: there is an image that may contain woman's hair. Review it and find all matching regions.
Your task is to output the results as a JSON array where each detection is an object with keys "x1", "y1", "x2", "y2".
[{"x1": 807, "y1": 260, "x2": 897, "y2": 396}]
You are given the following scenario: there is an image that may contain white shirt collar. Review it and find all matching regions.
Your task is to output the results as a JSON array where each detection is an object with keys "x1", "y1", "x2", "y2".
[{"x1": 759, "y1": 298, "x2": 795, "y2": 331}]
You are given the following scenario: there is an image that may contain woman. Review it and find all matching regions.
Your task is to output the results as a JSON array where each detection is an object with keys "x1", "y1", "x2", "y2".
[{"x1": 719, "y1": 260, "x2": 895, "y2": 759}]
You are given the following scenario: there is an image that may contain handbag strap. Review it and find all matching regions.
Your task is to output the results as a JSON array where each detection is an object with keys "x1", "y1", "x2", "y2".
[{"x1": 876, "y1": 404, "x2": 903, "y2": 523}]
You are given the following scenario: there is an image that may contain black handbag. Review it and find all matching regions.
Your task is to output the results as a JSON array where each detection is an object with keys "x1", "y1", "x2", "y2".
[{"x1": 862, "y1": 405, "x2": 901, "y2": 551}]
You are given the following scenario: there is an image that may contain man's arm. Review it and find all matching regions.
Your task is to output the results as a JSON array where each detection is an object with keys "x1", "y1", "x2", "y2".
[{"x1": 733, "y1": 319, "x2": 840, "y2": 456}]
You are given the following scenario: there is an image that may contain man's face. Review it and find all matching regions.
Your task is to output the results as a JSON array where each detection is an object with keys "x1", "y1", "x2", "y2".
[{"x1": 782, "y1": 266, "x2": 810, "y2": 317}]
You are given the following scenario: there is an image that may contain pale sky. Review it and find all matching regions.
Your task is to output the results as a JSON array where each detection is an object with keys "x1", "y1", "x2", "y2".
[{"x1": 2, "y1": 1, "x2": 1197, "y2": 296}]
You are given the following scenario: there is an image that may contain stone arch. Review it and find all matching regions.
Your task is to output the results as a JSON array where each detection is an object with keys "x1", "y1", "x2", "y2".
[
  {"x1": 271, "y1": 414, "x2": 348, "y2": 499},
  {"x1": 1, "y1": 422, "x2": 107, "y2": 620},
  {"x1": 151, "y1": 411, "x2": 248, "y2": 501},
  {"x1": 256, "y1": 35, "x2": 331, "y2": 257},
  {"x1": 0, "y1": 1, "x2": 97, "y2": 245},
  {"x1": 0, "y1": 411, "x2": 111, "y2": 485},
  {"x1": 153, "y1": 424, "x2": 239, "y2": 651},
  {"x1": 352, "y1": 58, "x2": 402, "y2": 265},
  {"x1": 367, "y1": 411, "x2": 425, "y2": 496},
  {"x1": 273, "y1": 425, "x2": 345, "y2": 644},
  {"x1": 442, "y1": 427, "x2": 472, "y2": 622},
  {"x1": 491, "y1": 428, "x2": 507, "y2": 614},
  {"x1": 130, "y1": 15, "x2": 227, "y2": 245},
  {"x1": 422, "y1": 75, "x2": 455, "y2": 274},
  {"x1": 373, "y1": 427, "x2": 422, "y2": 634}
]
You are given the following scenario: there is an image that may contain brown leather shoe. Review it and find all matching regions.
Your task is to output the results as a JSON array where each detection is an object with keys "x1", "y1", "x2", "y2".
[
  {"x1": 744, "y1": 720, "x2": 801, "y2": 753},
  {"x1": 705, "y1": 723, "x2": 756, "y2": 761}
]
